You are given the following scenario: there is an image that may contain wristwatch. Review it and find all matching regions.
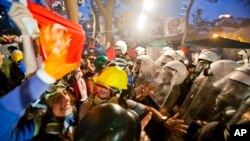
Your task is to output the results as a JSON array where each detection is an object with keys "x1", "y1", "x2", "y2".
[{"x1": 161, "y1": 116, "x2": 168, "y2": 125}]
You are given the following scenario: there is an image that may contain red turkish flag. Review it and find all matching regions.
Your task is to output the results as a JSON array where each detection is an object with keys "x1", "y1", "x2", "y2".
[{"x1": 28, "y1": 1, "x2": 85, "y2": 63}]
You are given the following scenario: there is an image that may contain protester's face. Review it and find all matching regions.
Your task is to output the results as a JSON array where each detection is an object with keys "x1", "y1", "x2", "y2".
[
  {"x1": 115, "y1": 49, "x2": 123, "y2": 57},
  {"x1": 93, "y1": 84, "x2": 112, "y2": 105},
  {"x1": 51, "y1": 87, "x2": 73, "y2": 117}
]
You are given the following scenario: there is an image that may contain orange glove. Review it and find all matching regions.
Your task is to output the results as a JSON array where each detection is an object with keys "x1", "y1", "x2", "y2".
[{"x1": 39, "y1": 24, "x2": 79, "y2": 80}]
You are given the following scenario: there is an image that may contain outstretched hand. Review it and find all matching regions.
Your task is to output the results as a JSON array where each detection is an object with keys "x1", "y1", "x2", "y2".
[
  {"x1": 140, "y1": 112, "x2": 152, "y2": 141},
  {"x1": 164, "y1": 113, "x2": 188, "y2": 135},
  {"x1": 135, "y1": 84, "x2": 155, "y2": 101}
]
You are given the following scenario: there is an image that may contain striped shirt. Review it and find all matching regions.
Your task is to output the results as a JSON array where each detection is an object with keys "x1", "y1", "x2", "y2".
[{"x1": 114, "y1": 57, "x2": 128, "y2": 70}]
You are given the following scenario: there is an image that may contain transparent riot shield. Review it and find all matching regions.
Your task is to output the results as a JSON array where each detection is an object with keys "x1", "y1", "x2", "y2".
[
  {"x1": 162, "y1": 85, "x2": 181, "y2": 114},
  {"x1": 133, "y1": 55, "x2": 158, "y2": 88},
  {"x1": 149, "y1": 65, "x2": 177, "y2": 109},
  {"x1": 212, "y1": 73, "x2": 250, "y2": 123},
  {"x1": 227, "y1": 96, "x2": 250, "y2": 127},
  {"x1": 178, "y1": 75, "x2": 221, "y2": 123}
]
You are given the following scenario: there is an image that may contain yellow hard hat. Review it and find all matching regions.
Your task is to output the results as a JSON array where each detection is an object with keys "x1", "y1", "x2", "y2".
[
  {"x1": 10, "y1": 50, "x2": 23, "y2": 62},
  {"x1": 94, "y1": 66, "x2": 128, "y2": 90}
]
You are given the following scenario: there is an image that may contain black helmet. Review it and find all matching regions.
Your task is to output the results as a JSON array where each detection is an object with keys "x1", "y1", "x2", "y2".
[{"x1": 75, "y1": 103, "x2": 141, "y2": 141}]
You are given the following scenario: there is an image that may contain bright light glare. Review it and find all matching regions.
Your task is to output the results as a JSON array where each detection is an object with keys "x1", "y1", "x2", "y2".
[
  {"x1": 137, "y1": 14, "x2": 147, "y2": 30},
  {"x1": 87, "y1": 24, "x2": 91, "y2": 29},
  {"x1": 143, "y1": 0, "x2": 154, "y2": 12},
  {"x1": 137, "y1": 21, "x2": 145, "y2": 30},
  {"x1": 213, "y1": 34, "x2": 219, "y2": 38},
  {"x1": 219, "y1": 14, "x2": 231, "y2": 19},
  {"x1": 139, "y1": 14, "x2": 147, "y2": 22}
]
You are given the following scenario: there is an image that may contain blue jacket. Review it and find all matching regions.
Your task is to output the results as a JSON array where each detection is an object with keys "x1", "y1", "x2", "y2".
[{"x1": 0, "y1": 74, "x2": 50, "y2": 141}]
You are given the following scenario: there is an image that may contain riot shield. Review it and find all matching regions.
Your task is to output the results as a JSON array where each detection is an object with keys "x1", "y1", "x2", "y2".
[
  {"x1": 162, "y1": 85, "x2": 181, "y2": 114},
  {"x1": 178, "y1": 75, "x2": 221, "y2": 123},
  {"x1": 227, "y1": 96, "x2": 250, "y2": 127},
  {"x1": 212, "y1": 72, "x2": 250, "y2": 122},
  {"x1": 133, "y1": 55, "x2": 158, "y2": 88},
  {"x1": 149, "y1": 64, "x2": 177, "y2": 108}
]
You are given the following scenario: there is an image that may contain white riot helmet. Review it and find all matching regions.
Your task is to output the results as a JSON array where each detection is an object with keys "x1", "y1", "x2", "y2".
[
  {"x1": 135, "y1": 46, "x2": 146, "y2": 56},
  {"x1": 198, "y1": 49, "x2": 220, "y2": 63},
  {"x1": 114, "y1": 40, "x2": 127, "y2": 55},
  {"x1": 163, "y1": 50, "x2": 180, "y2": 61},
  {"x1": 162, "y1": 46, "x2": 173, "y2": 52},
  {"x1": 176, "y1": 50, "x2": 185, "y2": 61},
  {"x1": 208, "y1": 60, "x2": 240, "y2": 80},
  {"x1": 227, "y1": 66, "x2": 250, "y2": 86},
  {"x1": 135, "y1": 55, "x2": 156, "y2": 74},
  {"x1": 162, "y1": 61, "x2": 188, "y2": 85},
  {"x1": 155, "y1": 50, "x2": 180, "y2": 66},
  {"x1": 214, "y1": 65, "x2": 250, "y2": 91},
  {"x1": 213, "y1": 65, "x2": 250, "y2": 112},
  {"x1": 195, "y1": 50, "x2": 221, "y2": 75}
]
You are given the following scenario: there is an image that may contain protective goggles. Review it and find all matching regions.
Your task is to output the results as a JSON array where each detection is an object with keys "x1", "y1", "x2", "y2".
[{"x1": 45, "y1": 83, "x2": 68, "y2": 102}]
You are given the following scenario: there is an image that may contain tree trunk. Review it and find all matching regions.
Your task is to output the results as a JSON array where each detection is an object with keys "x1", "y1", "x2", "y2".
[
  {"x1": 90, "y1": 0, "x2": 100, "y2": 39},
  {"x1": 105, "y1": 15, "x2": 113, "y2": 46},
  {"x1": 64, "y1": 0, "x2": 79, "y2": 23},
  {"x1": 181, "y1": 0, "x2": 195, "y2": 46},
  {"x1": 95, "y1": 0, "x2": 116, "y2": 48}
]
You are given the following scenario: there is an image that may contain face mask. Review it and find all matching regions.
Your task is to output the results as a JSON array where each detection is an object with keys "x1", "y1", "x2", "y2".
[{"x1": 93, "y1": 96, "x2": 108, "y2": 105}]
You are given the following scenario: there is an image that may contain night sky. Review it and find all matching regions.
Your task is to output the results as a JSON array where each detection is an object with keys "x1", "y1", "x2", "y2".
[
  {"x1": 117, "y1": 0, "x2": 250, "y2": 22},
  {"x1": 192, "y1": 0, "x2": 250, "y2": 21}
]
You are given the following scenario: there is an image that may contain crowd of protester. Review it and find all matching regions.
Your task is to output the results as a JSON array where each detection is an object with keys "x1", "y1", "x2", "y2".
[{"x1": 1, "y1": 2, "x2": 250, "y2": 141}]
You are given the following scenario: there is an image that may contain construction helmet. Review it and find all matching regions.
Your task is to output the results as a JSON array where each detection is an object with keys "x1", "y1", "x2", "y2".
[
  {"x1": 94, "y1": 66, "x2": 128, "y2": 89},
  {"x1": 135, "y1": 46, "x2": 146, "y2": 56},
  {"x1": 94, "y1": 55, "x2": 109, "y2": 72},
  {"x1": 10, "y1": 50, "x2": 23, "y2": 62},
  {"x1": 198, "y1": 49, "x2": 220, "y2": 63},
  {"x1": 163, "y1": 60, "x2": 188, "y2": 85},
  {"x1": 114, "y1": 40, "x2": 127, "y2": 55}
]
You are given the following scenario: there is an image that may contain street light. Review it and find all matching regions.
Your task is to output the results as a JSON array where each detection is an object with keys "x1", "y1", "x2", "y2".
[
  {"x1": 143, "y1": 0, "x2": 154, "y2": 12},
  {"x1": 139, "y1": 13, "x2": 147, "y2": 22},
  {"x1": 137, "y1": 13, "x2": 147, "y2": 30},
  {"x1": 137, "y1": 21, "x2": 145, "y2": 30},
  {"x1": 87, "y1": 24, "x2": 91, "y2": 29}
]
